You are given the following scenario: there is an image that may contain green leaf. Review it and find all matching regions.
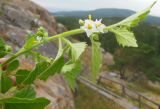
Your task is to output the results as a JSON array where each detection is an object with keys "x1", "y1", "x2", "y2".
[
  {"x1": 0, "y1": 76, "x2": 13, "y2": 93},
  {"x1": 108, "y1": 1, "x2": 156, "y2": 28},
  {"x1": 39, "y1": 39, "x2": 65, "y2": 80},
  {"x1": 14, "y1": 86, "x2": 36, "y2": 99},
  {"x1": 23, "y1": 61, "x2": 49, "y2": 84},
  {"x1": 0, "y1": 97, "x2": 50, "y2": 109},
  {"x1": 30, "y1": 51, "x2": 51, "y2": 63},
  {"x1": 91, "y1": 34, "x2": 102, "y2": 82},
  {"x1": 106, "y1": 1, "x2": 156, "y2": 47},
  {"x1": 39, "y1": 55, "x2": 65, "y2": 80},
  {"x1": 6, "y1": 60, "x2": 19, "y2": 72},
  {"x1": 61, "y1": 61, "x2": 76, "y2": 73},
  {"x1": 16, "y1": 70, "x2": 30, "y2": 84},
  {"x1": 0, "y1": 48, "x2": 7, "y2": 58},
  {"x1": 63, "y1": 61, "x2": 81, "y2": 90},
  {"x1": 70, "y1": 42, "x2": 87, "y2": 61},
  {"x1": 111, "y1": 28, "x2": 138, "y2": 47},
  {"x1": 0, "y1": 38, "x2": 12, "y2": 58},
  {"x1": 62, "y1": 38, "x2": 86, "y2": 62},
  {"x1": 0, "y1": 37, "x2": 5, "y2": 47},
  {"x1": 24, "y1": 35, "x2": 37, "y2": 49}
]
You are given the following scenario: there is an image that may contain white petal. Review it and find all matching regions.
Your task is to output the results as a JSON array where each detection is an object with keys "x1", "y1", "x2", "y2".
[
  {"x1": 86, "y1": 31, "x2": 92, "y2": 37},
  {"x1": 97, "y1": 24, "x2": 106, "y2": 33},
  {"x1": 99, "y1": 18, "x2": 102, "y2": 22},
  {"x1": 80, "y1": 19, "x2": 101, "y2": 37},
  {"x1": 92, "y1": 27, "x2": 99, "y2": 33},
  {"x1": 36, "y1": 36, "x2": 42, "y2": 41}
]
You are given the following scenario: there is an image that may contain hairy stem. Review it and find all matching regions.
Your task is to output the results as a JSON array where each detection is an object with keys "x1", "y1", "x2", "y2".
[{"x1": 2, "y1": 29, "x2": 84, "y2": 66}]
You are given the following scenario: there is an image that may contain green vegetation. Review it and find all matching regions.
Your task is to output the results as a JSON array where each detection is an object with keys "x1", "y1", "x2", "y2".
[
  {"x1": 75, "y1": 82, "x2": 124, "y2": 109},
  {"x1": 56, "y1": 16, "x2": 160, "y2": 82},
  {"x1": 111, "y1": 43, "x2": 160, "y2": 81},
  {"x1": 54, "y1": 8, "x2": 160, "y2": 25}
]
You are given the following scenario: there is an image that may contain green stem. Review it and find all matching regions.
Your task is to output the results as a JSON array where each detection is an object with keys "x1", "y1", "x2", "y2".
[
  {"x1": 61, "y1": 37, "x2": 72, "y2": 46},
  {"x1": 2, "y1": 29, "x2": 84, "y2": 66},
  {"x1": 30, "y1": 51, "x2": 51, "y2": 62}
]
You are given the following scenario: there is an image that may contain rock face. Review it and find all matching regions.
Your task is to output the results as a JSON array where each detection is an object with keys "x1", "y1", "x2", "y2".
[
  {"x1": 0, "y1": 0, "x2": 74, "y2": 109},
  {"x1": 0, "y1": 0, "x2": 67, "y2": 57}
]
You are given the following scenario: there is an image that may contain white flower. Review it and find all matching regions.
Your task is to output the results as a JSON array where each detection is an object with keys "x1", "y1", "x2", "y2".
[
  {"x1": 81, "y1": 19, "x2": 98, "y2": 37},
  {"x1": 36, "y1": 36, "x2": 42, "y2": 42},
  {"x1": 95, "y1": 19, "x2": 106, "y2": 33},
  {"x1": 80, "y1": 15, "x2": 106, "y2": 37}
]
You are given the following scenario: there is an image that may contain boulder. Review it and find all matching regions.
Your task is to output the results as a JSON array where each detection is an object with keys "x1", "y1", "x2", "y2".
[{"x1": 0, "y1": 0, "x2": 75, "y2": 109}]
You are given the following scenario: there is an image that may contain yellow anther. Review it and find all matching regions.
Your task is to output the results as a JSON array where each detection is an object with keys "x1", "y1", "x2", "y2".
[
  {"x1": 96, "y1": 23, "x2": 102, "y2": 27},
  {"x1": 88, "y1": 14, "x2": 92, "y2": 20},
  {"x1": 87, "y1": 24, "x2": 92, "y2": 30}
]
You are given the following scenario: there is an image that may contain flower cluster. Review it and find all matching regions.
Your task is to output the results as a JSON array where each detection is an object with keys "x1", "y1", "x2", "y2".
[
  {"x1": 35, "y1": 27, "x2": 48, "y2": 42},
  {"x1": 79, "y1": 15, "x2": 106, "y2": 37}
]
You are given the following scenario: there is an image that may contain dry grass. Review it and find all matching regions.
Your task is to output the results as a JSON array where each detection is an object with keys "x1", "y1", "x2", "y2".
[{"x1": 75, "y1": 82, "x2": 124, "y2": 109}]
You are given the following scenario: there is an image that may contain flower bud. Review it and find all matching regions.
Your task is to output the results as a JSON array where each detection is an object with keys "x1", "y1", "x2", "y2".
[
  {"x1": 88, "y1": 14, "x2": 92, "y2": 20},
  {"x1": 38, "y1": 26, "x2": 45, "y2": 32},
  {"x1": 79, "y1": 19, "x2": 84, "y2": 26},
  {"x1": 92, "y1": 34, "x2": 99, "y2": 41},
  {"x1": 5, "y1": 45, "x2": 12, "y2": 52}
]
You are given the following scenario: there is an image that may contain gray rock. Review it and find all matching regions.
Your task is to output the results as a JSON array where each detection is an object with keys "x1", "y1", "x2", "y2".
[
  {"x1": 3, "y1": 4, "x2": 35, "y2": 29},
  {"x1": 0, "y1": 0, "x2": 75, "y2": 109},
  {"x1": 57, "y1": 23, "x2": 67, "y2": 33}
]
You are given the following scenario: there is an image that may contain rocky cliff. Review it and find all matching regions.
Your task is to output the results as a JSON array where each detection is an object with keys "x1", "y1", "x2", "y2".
[{"x1": 0, "y1": 0, "x2": 74, "y2": 109}]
